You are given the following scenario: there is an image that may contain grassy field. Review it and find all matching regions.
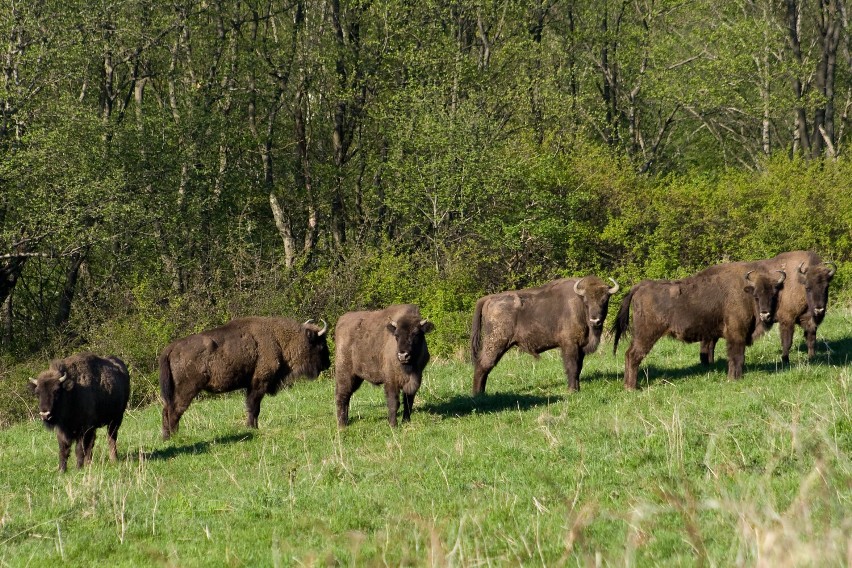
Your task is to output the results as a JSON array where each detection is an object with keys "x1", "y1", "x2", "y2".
[{"x1": 1, "y1": 310, "x2": 850, "y2": 567}]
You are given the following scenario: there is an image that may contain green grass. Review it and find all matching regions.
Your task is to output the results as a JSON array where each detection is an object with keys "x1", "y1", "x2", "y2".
[{"x1": 2, "y1": 310, "x2": 851, "y2": 566}]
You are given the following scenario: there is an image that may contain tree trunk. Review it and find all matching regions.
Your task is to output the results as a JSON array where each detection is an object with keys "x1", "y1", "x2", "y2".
[{"x1": 55, "y1": 251, "x2": 85, "y2": 328}]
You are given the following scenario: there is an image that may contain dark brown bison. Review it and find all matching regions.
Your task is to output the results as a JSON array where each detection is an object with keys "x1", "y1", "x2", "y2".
[
  {"x1": 471, "y1": 276, "x2": 620, "y2": 395},
  {"x1": 334, "y1": 304, "x2": 434, "y2": 427},
  {"x1": 699, "y1": 251, "x2": 836, "y2": 365},
  {"x1": 159, "y1": 317, "x2": 329, "y2": 439},
  {"x1": 613, "y1": 265, "x2": 786, "y2": 389},
  {"x1": 28, "y1": 352, "x2": 130, "y2": 472}
]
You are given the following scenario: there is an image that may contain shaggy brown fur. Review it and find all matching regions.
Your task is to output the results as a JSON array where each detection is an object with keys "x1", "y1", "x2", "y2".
[
  {"x1": 470, "y1": 275, "x2": 619, "y2": 395},
  {"x1": 28, "y1": 352, "x2": 130, "y2": 472},
  {"x1": 699, "y1": 251, "x2": 836, "y2": 365},
  {"x1": 612, "y1": 265, "x2": 786, "y2": 389},
  {"x1": 159, "y1": 317, "x2": 330, "y2": 439},
  {"x1": 334, "y1": 304, "x2": 434, "y2": 427}
]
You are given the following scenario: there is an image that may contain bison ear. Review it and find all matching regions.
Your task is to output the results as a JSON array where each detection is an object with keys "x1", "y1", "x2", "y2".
[
  {"x1": 743, "y1": 284, "x2": 755, "y2": 295},
  {"x1": 59, "y1": 374, "x2": 74, "y2": 391},
  {"x1": 420, "y1": 319, "x2": 435, "y2": 333},
  {"x1": 386, "y1": 322, "x2": 397, "y2": 335},
  {"x1": 27, "y1": 378, "x2": 38, "y2": 394}
]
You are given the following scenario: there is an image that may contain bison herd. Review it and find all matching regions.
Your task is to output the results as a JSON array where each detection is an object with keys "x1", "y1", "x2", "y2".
[{"x1": 27, "y1": 250, "x2": 837, "y2": 472}]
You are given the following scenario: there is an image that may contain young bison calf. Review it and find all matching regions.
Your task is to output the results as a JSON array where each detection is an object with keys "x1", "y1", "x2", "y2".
[
  {"x1": 28, "y1": 352, "x2": 130, "y2": 472},
  {"x1": 334, "y1": 304, "x2": 434, "y2": 427}
]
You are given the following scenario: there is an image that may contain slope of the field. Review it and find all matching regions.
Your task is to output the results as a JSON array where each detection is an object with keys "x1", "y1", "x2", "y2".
[{"x1": 2, "y1": 310, "x2": 850, "y2": 566}]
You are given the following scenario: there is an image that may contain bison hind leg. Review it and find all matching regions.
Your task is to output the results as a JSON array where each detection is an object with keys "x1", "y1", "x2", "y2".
[
  {"x1": 473, "y1": 347, "x2": 506, "y2": 396},
  {"x1": 335, "y1": 376, "x2": 363, "y2": 427}
]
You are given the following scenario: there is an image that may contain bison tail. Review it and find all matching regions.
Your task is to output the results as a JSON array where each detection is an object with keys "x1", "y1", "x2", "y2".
[
  {"x1": 159, "y1": 347, "x2": 175, "y2": 412},
  {"x1": 470, "y1": 298, "x2": 486, "y2": 364},
  {"x1": 611, "y1": 287, "x2": 636, "y2": 355}
]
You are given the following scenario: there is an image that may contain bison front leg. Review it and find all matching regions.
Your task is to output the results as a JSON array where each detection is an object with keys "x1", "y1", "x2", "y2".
[
  {"x1": 560, "y1": 346, "x2": 583, "y2": 392},
  {"x1": 402, "y1": 392, "x2": 415, "y2": 423},
  {"x1": 245, "y1": 389, "x2": 265, "y2": 429},
  {"x1": 57, "y1": 431, "x2": 72, "y2": 473},
  {"x1": 385, "y1": 384, "x2": 401, "y2": 427},
  {"x1": 700, "y1": 339, "x2": 717, "y2": 366},
  {"x1": 726, "y1": 340, "x2": 746, "y2": 380},
  {"x1": 80, "y1": 429, "x2": 96, "y2": 467},
  {"x1": 779, "y1": 321, "x2": 795, "y2": 365},
  {"x1": 801, "y1": 319, "x2": 818, "y2": 359}
]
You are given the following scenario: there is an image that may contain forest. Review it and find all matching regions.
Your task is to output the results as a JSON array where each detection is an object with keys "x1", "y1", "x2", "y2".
[{"x1": 2, "y1": 0, "x2": 852, "y2": 422}]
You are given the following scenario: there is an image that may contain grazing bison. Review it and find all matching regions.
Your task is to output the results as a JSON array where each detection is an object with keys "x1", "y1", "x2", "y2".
[
  {"x1": 159, "y1": 317, "x2": 329, "y2": 439},
  {"x1": 700, "y1": 251, "x2": 836, "y2": 365},
  {"x1": 335, "y1": 304, "x2": 434, "y2": 427},
  {"x1": 28, "y1": 353, "x2": 130, "y2": 472},
  {"x1": 613, "y1": 265, "x2": 786, "y2": 389},
  {"x1": 470, "y1": 276, "x2": 620, "y2": 395}
]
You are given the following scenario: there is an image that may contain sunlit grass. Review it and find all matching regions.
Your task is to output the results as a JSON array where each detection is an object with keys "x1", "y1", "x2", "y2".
[{"x1": 1, "y1": 310, "x2": 850, "y2": 565}]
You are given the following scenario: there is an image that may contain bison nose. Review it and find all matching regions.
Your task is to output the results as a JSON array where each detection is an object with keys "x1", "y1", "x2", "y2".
[
  {"x1": 397, "y1": 352, "x2": 411, "y2": 364},
  {"x1": 759, "y1": 311, "x2": 772, "y2": 322},
  {"x1": 814, "y1": 307, "x2": 825, "y2": 315},
  {"x1": 39, "y1": 411, "x2": 51, "y2": 419},
  {"x1": 588, "y1": 318, "x2": 602, "y2": 327}
]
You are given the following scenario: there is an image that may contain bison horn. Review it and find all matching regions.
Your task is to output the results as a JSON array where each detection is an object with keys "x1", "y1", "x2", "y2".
[
  {"x1": 58, "y1": 374, "x2": 67, "y2": 383},
  {"x1": 607, "y1": 278, "x2": 620, "y2": 295},
  {"x1": 29, "y1": 377, "x2": 37, "y2": 385},
  {"x1": 825, "y1": 261, "x2": 837, "y2": 277},
  {"x1": 776, "y1": 270, "x2": 786, "y2": 285},
  {"x1": 318, "y1": 319, "x2": 328, "y2": 337},
  {"x1": 389, "y1": 320, "x2": 398, "y2": 330},
  {"x1": 797, "y1": 262, "x2": 807, "y2": 275},
  {"x1": 573, "y1": 278, "x2": 586, "y2": 297},
  {"x1": 303, "y1": 318, "x2": 313, "y2": 326},
  {"x1": 744, "y1": 270, "x2": 753, "y2": 282}
]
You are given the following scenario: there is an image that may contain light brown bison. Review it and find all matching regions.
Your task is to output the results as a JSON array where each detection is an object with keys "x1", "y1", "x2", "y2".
[
  {"x1": 470, "y1": 276, "x2": 620, "y2": 395},
  {"x1": 159, "y1": 317, "x2": 329, "y2": 439},
  {"x1": 334, "y1": 304, "x2": 434, "y2": 427},
  {"x1": 28, "y1": 352, "x2": 130, "y2": 472},
  {"x1": 699, "y1": 251, "x2": 836, "y2": 365},
  {"x1": 613, "y1": 265, "x2": 786, "y2": 389}
]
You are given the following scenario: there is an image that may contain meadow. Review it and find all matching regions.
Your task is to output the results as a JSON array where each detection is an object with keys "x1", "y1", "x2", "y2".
[{"x1": 1, "y1": 310, "x2": 850, "y2": 567}]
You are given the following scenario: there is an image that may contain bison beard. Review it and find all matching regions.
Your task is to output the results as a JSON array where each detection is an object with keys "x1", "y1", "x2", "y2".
[
  {"x1": 612, "y1": 265, "x2": 786, "y2": 388},
  {"x1": 470, "y1": 275, "x2": 619, "y2": 395},
  {"x1": 334, "y1": 304, "x2": 434, "y2": 427},
  {"x1": 28, "y1": 352, "x2": 130, "y2": 472},
  {"x1": 159, "y1": 317, "x2": 329, "y2": 439}
]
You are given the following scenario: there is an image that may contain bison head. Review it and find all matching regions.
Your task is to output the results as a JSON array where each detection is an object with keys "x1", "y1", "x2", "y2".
[
  {"x1": 300, "y1": 319, "x2": 331, "y2": 377},
  {"x1": 797, "y1": 261, "x2": 835, "y2": 324},
  {"x1": 386, "y1": 317, "x2": 434, "y2": 366},
  {"x1": 744, "y1": 270, "x2": 786, "y2": 324},
  {"x1": 27, "y1": 367, "x2": 74, "y2": 425},
  {"x1": 573, "y1": 276, "x2": 620, "y2": 329}
]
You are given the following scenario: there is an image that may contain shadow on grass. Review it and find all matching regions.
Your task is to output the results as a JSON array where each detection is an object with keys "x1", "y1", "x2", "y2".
[
  {"x1": 798, "y1": 336, "x2": 852, "y2": 365},
  {"x1": 144, "y1": 431, "x2": 255, "y2": 461},
  {"x1": 421, "y1": 392, "x2": 561, "y2": 418}
]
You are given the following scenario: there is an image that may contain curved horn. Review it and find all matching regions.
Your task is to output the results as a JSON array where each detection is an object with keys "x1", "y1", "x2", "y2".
[
  {"x1": 607, "y1": 277, "x2": 620, "y2": 295},
  {"x1": 419, "y1": 319, "x2": 429, "y2": 326},
  {"x1": 303, "y1": 318, "x2": 314, "y2": 326},
  {"x1": 573, "y1": 278, "x2": 586, "y2": 297},
  {"x1": 825, "y1": 261, "x2": 837, "y2": 277},
  {"x1": 317, "y1": 319, "x2": 328, "y2": 337},
  {"x1": 797, "y1": 262, "x2": 807, "y2": 275},
  {"x1": 58, "y1": 374, "x2": 67, "y2": 383},
  {"x1": 744, "y1": 270, "x2": 753, "y2": 282},
  {"x1": 776, "y1": 270, "x2": 786, "y2": 285},
  {"x1": 389, "y1": 320, "x2": 398, "y2": 329},
  {"x1": 29, "y1": 377, "x2": 37, "y2": 385}
]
